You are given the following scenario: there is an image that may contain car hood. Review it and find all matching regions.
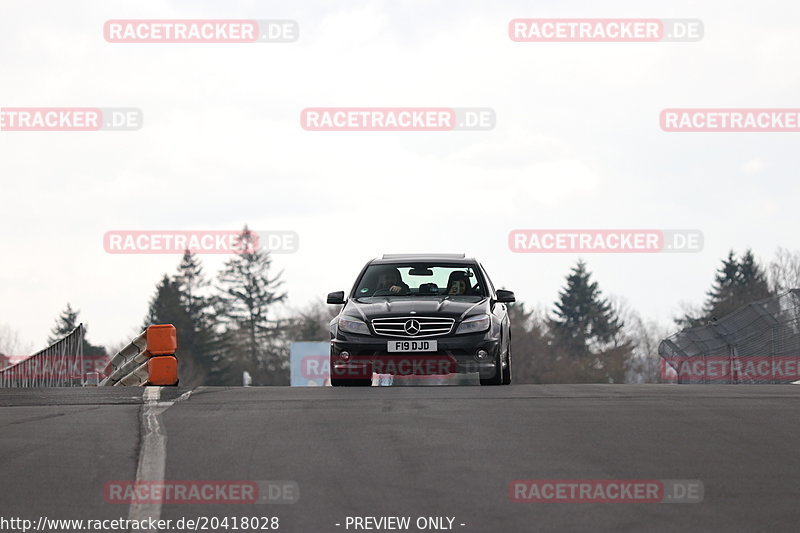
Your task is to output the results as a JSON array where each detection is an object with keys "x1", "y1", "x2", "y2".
[{"x1": 343, "y1": 296, "x2": 488, "y2": 321}]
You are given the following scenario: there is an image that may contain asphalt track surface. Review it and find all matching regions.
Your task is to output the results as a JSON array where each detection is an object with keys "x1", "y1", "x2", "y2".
[{"x1": 1, "y1": 385, "x2": 799, "y2": 533}]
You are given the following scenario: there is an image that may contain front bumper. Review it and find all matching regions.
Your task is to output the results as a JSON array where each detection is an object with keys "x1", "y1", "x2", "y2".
[{"x1": 330, "y1": 331, "x2": 501, "y2": 379}]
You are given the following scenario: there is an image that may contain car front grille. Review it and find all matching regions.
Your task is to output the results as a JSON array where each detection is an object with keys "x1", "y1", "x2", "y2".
[{"x1": 371, "y1": 316, "x2": 455, "y2": 338}]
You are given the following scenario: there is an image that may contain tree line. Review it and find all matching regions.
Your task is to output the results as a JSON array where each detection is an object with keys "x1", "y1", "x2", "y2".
[
  {"x1": 38, "y1": 226, "x2": 800, "y2": 385},
  {"x1": 511, "y1": 249, "x2": 790, "y2": 384}
]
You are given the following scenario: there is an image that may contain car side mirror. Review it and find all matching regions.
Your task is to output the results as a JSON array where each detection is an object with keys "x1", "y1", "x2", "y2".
[
  {"x1": 327, "y1": 291, "x2": 345, "y2": 304},
  {"x1": 495, "y1": 289, "x2": 515, "y2": 303}
]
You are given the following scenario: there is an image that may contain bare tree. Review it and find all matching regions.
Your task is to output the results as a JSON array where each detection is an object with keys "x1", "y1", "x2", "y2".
[
  {"x1": 284, "y1": 299, "x2": 339, "y2": 342},
  {"x1": 625, "y1": 313, "x2": 671, "y2": 383},
  {"x1": 769, "y1": 247, "x2": 800, "y2": 293},
  {"x1": 508, "y1": 302, "x2": 550, "y2": 383},
  {"x1": 0, "y1": 323, "x2": 34, "y2": 368},
  {"x1": 611, "y1": 297, "x2": 670, "y2": 383}
]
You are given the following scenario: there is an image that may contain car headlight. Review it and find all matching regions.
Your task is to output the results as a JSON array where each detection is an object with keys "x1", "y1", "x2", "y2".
[
  {"x1": 456, "y1": 314, "x2": 491, "y2": 334},
  {"x1": 338, "y1": 316, "x2": 370, "y2": 335}
]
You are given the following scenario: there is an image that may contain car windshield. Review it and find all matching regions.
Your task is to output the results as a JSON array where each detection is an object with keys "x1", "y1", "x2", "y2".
[{"x1": 354, "y1": 263, "x2": 486, "y2": 298}]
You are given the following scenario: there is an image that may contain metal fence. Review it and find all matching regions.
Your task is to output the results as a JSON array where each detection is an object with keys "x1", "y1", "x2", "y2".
[
  {"x1": 659, "y1": 290, "x2": 800, "y2": 383},
  {"x1": 0, "y1": 324, "x2": 85, "y2": 387}
]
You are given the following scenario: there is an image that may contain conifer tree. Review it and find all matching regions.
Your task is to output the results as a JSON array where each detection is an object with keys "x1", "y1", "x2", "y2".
[
  {"x1": 216, "y1": 226, "x2": 287, "y2": 385},
  {"x1": 549, "y1": 260, "x2": 623, "y2": 355},
  {"x1": 48, "y1": 303, "x2": 106, "y2": 355},
  {"x1": 678, "y1": 249, "x2": 773, "y2": 327}
]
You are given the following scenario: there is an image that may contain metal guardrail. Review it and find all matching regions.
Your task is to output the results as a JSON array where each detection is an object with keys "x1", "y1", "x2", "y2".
[
  {"x1": 100, "y1": 324, "x2": 178, "y2": 386},
  {"x1": 0, "y1": 324, "x2": 85, "y2": 387},
  {"x1": 659, "y1": 290, "x2": 800, "y2": 383}
]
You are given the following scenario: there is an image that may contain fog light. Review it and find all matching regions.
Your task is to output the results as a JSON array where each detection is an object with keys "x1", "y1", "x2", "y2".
[
  {"x1": 340, "y1": 351, "x2": 351, "y2": 361},
  {"x1": 475, "y1": 349, "x2": 490, "y2": 361}
]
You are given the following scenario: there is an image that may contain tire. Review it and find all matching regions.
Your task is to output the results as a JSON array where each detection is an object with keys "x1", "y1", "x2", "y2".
[
  {"x1": 480, "y1": 351, "x2": 503, "y2": 386},
  {"x1": 331, "y1": 377, "x2": 371, "y2": 387},
  {"x1": 330, "y1": 351, "x2": 372, "y2": 386},
  {"x1": 502, "y1": 349, "x2": 512, "y2": 385}
]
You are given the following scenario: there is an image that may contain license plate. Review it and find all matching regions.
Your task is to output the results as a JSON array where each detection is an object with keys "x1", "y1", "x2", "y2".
[{"x1": 387, "y1": 340, "x2": 437, "y2": 352}]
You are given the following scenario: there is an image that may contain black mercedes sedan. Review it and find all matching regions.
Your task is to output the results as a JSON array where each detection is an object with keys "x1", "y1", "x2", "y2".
[{"x1": 327, "y1": 254, "x2": 515, "y2": 386}]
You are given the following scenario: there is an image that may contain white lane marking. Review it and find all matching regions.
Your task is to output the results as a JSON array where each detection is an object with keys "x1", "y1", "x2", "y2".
[
  {"x1": 175, "y1": 389, "x2": 193, "y2": 402},
  {"x1": 128, "y1": 387, "x2": 173, "y2": 530}
]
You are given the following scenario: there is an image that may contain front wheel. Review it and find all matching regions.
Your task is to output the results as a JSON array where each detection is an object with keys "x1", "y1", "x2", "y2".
[
  {"x1": 480, "y1": 351, "x2": 503, "y2": 386},
  {"x1": 330, "y1": 351, "x2": 372, "y2": 387},
  {"x1": 331, "y1": 377, "x2": 371, "y2": 387},
  {"x1": 502, "y1": 349, "x2": 512, "y2": 385}
]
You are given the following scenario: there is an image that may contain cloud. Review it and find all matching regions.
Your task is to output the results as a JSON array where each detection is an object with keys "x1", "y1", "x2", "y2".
[
  {"x1": 740, "y1": 157, "x2": 767, "y2": 175},
  {"x1": 1, "y1": 1, "x2": 799, "y2": 345}
]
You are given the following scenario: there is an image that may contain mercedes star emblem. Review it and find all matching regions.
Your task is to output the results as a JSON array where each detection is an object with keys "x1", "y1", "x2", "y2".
[{"x1": 404, "y1": 319, "x2": 421, "y2": 336}]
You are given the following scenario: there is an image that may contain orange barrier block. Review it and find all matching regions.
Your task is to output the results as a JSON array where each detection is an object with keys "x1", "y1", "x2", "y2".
[
  {"x1": 145, "y1": 324, "x2": 177, "y2": 356},
  {"x1": 147, "y1": 355, "x2": 178, "y2": 386}
]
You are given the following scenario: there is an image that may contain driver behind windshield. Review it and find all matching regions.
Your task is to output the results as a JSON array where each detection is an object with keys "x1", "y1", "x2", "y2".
[
  {"x1": 446, "y1": 271, "x2": 471, "y2": 295},
  {"x1": 376, "y1": 268, "x2": 410, "y2": 294}
]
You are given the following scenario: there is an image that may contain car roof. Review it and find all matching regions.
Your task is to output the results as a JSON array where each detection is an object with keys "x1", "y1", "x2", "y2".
[{"x1": 370, "y1": 253, "x2": 477, "y2": 265}]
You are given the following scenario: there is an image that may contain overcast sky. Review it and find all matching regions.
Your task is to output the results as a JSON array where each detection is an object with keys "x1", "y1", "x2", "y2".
[{"x1": 1, "y1": 0, "x2": 799, "y2": 350}]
